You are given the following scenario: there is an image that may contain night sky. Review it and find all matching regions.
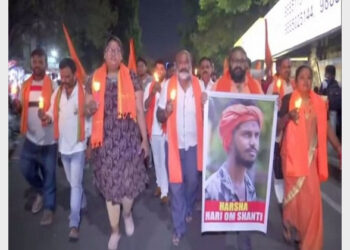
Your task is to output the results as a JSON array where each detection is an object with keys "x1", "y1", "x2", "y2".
[{"x1": 139, "y1": 0, "x2": 185, "y2": 62}]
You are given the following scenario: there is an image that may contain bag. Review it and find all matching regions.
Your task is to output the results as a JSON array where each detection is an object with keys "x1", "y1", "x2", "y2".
[{"x1": 326, "y1": 80, "x2": 341, "y2": 111}]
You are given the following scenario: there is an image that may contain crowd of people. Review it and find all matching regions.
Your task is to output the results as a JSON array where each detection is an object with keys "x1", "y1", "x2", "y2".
[{"x1": 9, "y1": 35, "x2": 342, "y2": 250}]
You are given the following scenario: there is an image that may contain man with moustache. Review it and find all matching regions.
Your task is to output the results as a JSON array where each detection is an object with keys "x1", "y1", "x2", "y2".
[
  {"x1": 198, "y1": 57, "x2": 214, "y2": 91},
  {"x1": 12, "y1": 48, "x2": 58, "y2": 225},
  {"x1": 212, "y1": 46, "x2": 263, "y2": 94},
  {"x1": 38, "y1": 58, "x2": 90, "y2": 240},
  {"x1": 157, "y1": 50, "x2": 204, "y2": 246},
  {"x1": 205, "y1": 101, "x2": 262, "y2": 202}
]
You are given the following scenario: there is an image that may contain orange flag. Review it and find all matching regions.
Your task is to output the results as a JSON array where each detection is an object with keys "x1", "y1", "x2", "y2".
[
  {"x1": 128, "y1": 38, "x2": 137, "y2": 73},
  {"x1": 62, "y1": 24, "x2": 86, "y2": 85},
  {"x1": 264, "y1": 19, "x2": 273, "y2": 81}
]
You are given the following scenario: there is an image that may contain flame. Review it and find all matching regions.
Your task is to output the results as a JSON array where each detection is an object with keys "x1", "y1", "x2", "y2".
[
  {"x1": 194, "y1": 68, "x2": 198, "y2": 75},
  {"x1": 38, "y1": 96, "x2": 44, "y2": 109},
  {"x1": 93, "y1": 81, "x2": 101, "y2": 92},
  {"x1": 154, "y1": 72, "x2": 159, "y2": 82},
  {"x1": 276, "y1": 79, "x2": 282, "y2": 89},
  {"x1": 11, "y1": 84, "x2": 17, "y2": 95},
  {"x1": 170, "y1": 89, "x2": 177, "y2": 101},
  {"x1": 295, "y1": 97, "x2": 302, "y2": 109}
]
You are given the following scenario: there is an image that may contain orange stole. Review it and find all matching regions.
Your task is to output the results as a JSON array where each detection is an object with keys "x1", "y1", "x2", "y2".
[
  {"x1": 20, "y1": 75, "x2": 53, "y2": 134},
  {"x1": 166, "y1": 75, "x2": 203, "y2": 183},
  {"x1": 53, "y1": 82, "x2": 85, "y2": 142},
  {"x1": 91, "y1": 63, "x2": 136, "y2": 148},
  {"x1": 281, "y1": 90, "x2": 328, "y2": 181},
  {"x1": 215, "y1": 70, "x2": 263, "y2": 94}
]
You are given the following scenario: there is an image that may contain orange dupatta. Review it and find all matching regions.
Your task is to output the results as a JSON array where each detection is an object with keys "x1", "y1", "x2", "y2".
[
  {"x1": 281, "y1": 90, "x2": 328, "y2": 181},
  {"x1": 90, "y1": 63, "x2": 136, "y2": 148},
  {"x1": 20, "y1": 75, "x2": 53, "y2": 134},
  {"x1": 53, "y1": 82, "x2": 85, "y2": 142},
  {"x1": 215, "y1": 70, "x2": 263, "y2": 94},
  {"x1": 166, "y1": 75, "x2": 203, "y2": 183}
]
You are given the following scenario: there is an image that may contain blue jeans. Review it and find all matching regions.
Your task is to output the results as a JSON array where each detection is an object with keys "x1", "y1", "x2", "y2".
[
  {"x1": 61, "y1": 151, "x2": 86, "y2": 228},
  {"x1": 20, "y1": 138, "x2": 58, "y2": 211},
  {"x1": 165, "y1": 143, "x2": 199, "y2": 237}
]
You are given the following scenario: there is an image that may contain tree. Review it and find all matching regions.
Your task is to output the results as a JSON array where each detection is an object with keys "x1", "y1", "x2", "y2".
[
  {"x1": 9, "y1": 0, "x2": 142, "y2": 72},
  {"x1": 182, "y1": 0, "x2": 277, "y2": 74}
]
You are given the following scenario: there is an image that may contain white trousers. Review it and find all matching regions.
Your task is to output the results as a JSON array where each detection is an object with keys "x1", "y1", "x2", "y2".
[{"x1": 150, "y1": 134, "x2": 168, "y2": 197}]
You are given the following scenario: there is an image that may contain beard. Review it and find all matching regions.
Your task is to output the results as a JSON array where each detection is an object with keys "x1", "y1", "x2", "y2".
[
  {"x1": 178, "y1": 69, "x2": 191, "y2": 81},
  {"x1": 235, "y1": 150, "x2": 256, "y2": 169},
  {"x1": 229, "y1": 67, "x2": 246, "y2": 83}
]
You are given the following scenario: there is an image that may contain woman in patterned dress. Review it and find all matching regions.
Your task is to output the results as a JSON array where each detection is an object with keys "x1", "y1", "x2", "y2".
[{"x1": 85, "y1": 36, "x2": 149, "y2": 250}]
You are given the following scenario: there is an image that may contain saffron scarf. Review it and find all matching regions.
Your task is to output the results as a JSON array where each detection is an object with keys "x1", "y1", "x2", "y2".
[
  {"x1": 20, "y1": 74, "x2": 53, "y2": 134},
  {"x1": 215, "y1": 70, "x2": 263, "y2": 94},
  {"x1": 166, "y1": 75, "x2": 203, "y2": 183},
  {"x1": 281, "y1": 90, "x2": 328, "y2": 182},
  {"x1": 53, "y1": 82, "x2": 85, "y2": 142},
  {"x1": 91, "y1": 63, "x2": 136, "y2": 148}
]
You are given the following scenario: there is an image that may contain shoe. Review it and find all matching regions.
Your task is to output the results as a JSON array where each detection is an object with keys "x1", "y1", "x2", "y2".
[
  {"x1": 108, "y1": 232, "x2": 121, "y2": 250},
  {"x1": 160, "y1": 195, "x2": 169, "y2": 205},
  {"x1": 31, "y1": 194, "x2": 43, "y2": 214},
  {"x1": 123, "y1": 214, "x2": 134, "y2": 236},
  {"x1": 68, "y1": 227, "x2": 79, "y2": 241},
  {"x1": 40, "y1": 209, "x2": 53, "y2": 226},
  {"x1": 172, "y1": 233, "x2": 180, "y2": 246},
  {"x1": 153, "y1": 187, "x2": 161, "y2": 197}
]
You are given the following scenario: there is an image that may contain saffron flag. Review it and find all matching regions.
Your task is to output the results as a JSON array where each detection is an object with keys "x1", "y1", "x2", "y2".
[
  {"x1": 62, "y1": 24, "x2": 86, "y2": 85},
  {"x1": 128, "y1": 38, "x2": 137, "y2": 73},
  {"x1": 264, "y1": 19, "x2": 273, "y2": 80}
]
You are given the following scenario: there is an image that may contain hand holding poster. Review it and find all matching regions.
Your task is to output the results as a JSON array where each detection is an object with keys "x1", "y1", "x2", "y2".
[{"x1": 202, "y1": 91, "x2": 278, "y2": 233}]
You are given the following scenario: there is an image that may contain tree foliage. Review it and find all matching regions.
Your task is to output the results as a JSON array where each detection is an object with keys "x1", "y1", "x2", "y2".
[
  {"x1": 9, "y1": 0, "x2": 141, "y2": 72},
  {"x1": 182, "y1": 0, "x2": 277, "y2": 73}
]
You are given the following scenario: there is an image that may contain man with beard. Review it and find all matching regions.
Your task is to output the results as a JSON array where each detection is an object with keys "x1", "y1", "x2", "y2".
[
  {"x1": 209, "y1": 46, "x2": 263, "y2": 250},
  {"x1": 137, "y1": 57, "x2": 152, "y2": 90},
  {"x1": 12, "y1": 48, "x2": 58, "y2": 225},
  {"x1": 199, "y1": 57, "x2": 214, "y2": 91},
  {"x1": 205, "y1": 101, "x2": 262, "y2": 202},
  {"x1": 157, "y1": 50, "x2": 204, "y2": 246},
  {"x1": 212, "y1": 46, "x2": 263, "y2": 94}
]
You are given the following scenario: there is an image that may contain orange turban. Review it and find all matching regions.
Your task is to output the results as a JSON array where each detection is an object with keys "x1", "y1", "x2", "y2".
[{"x1": 219, "y1": 104, "x2": 263, "y2": 152}]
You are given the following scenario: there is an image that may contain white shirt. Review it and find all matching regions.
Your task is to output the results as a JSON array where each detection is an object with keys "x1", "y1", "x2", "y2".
[
  {"x1": 266, "y1": 79, "x2": 294, "y2": 96},
  {"x1": 143, "y1": 80, "x2": 165, "y2": 136},
  {"x1": 21, "y1": 79, "x2": 56, "y2": 146},
  {"x1": 199, "y1": 79, "x2": 214, "y2": 92},
  {"x1": 47, "y1": 83, "x2": 91, "y2": 155},
  {"x1": 158, "y1": 78, "x2": 203, "y2": 150},
  {"x1": 267, "y1": 79, "x2": 294, "y2": 143}
]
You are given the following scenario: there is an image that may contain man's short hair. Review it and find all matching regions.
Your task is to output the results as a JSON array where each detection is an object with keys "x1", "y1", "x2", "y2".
[
  {"x1": 228, "y1": 46, "x2": 247, "y2": 60},
  {"x1": 325, "y1": 65, "x2": 336, "y2": 77},
  {"x1": 175, "y1": 50, "x2": 192, "y2": 64},
  {"x1": 199, "y1": 57, "x2": 212, "y2": 66},
  {"x1": 104, "y1": 35, "x2": 124, "y2": 55},
  {"x1": 137, "y1": 57, "x2": 147, "y2": 66},
  {"x1": 154, "y1": 59, "x2": 165, "y2": 68},
  {"x1": 59, "y1": 58, "x2": 76, "y2": 74},
  {"x1": 31, "y1": 48, "x2": 47, "y2": 63}
]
